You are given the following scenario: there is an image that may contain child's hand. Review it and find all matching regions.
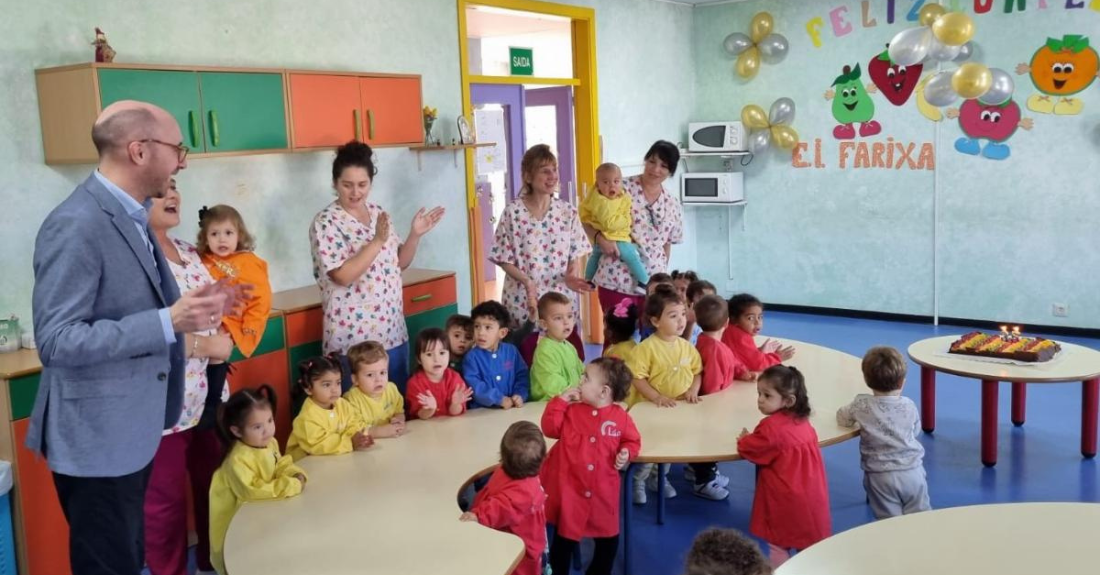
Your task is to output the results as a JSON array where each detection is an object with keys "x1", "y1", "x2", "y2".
[
  {"x1": 738, "y1": 427, "x2": 750, "y2": 440},
  {"x1": 352, "y1": 430, "x2": 374, "y2": 450},
  {"x1": 682, "y1": 388, "x2": 701, "y2": 404},
  {"x1": 371, "y1": 424, "x2": 402, "y2": 438},
  {"x1": 614, "y1": 448, "x2": 630, "y2": 470},
  {"x1": 740, "y1": 371, "x2": 760, "y2": 382},
  {"x1": 459, "y1": 511, "x2": 478, "y2": 522},
  {"x1": 417, "y1": 392, "x2": 438, "y2": 412},
  {"x1": 501, "y1": 396, "x2": 514, "y2": 409},
  {"x1": 511, "y1": 395, "x2": 525, "y2": 408},
  {"x1": 760, "y1": 339, "x2": 780, "y2": 353},
  {"x1": 390, "y1": 413, "x2": 406, "y2": 425},
  {"x1": 561, "y1": 387, "x2": 582, "y2": 403},
  {"x1": 654, "y1": 395, "x2": 677, "y2": 408},
  {"x1": 452, "y1": 385, "x2": 474, "y2": 406},
  {"x1": 777, "y1": 345, "x2": 796, "y2": 361}
]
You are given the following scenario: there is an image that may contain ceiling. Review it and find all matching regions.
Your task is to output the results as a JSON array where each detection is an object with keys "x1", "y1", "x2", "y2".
[{"x1": 466, "y1": 6, "x2": 570, "y2": 39}]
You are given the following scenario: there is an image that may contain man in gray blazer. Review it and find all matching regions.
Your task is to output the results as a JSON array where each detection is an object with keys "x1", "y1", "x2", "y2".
[{"x1": 30, "y1": 100, "x2": 236, "y2": 575}]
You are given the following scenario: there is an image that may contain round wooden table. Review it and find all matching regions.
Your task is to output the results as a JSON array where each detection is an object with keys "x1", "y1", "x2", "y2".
[
  {"x1": 622, "y1": 338, "x2": 864, "y2": 573},
  {"x1": 908, "y1": 336, "x2": 1100, "y2": 466},
  {"x1": 776, "y1": 502, "x2": 1100, "y2": 575}
]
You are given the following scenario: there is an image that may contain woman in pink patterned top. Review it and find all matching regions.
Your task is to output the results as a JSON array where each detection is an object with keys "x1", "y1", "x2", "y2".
[
  {"x1": 490, "y1": 144, "x2": 592, "y2": 359},
  {"x1": 587, "y1": 141, "x2": 684, "y2": 321},
  {"x1": 145, "y1": 178, "x2": 236, "y2": 575},
  {"x1": 309, "y1": 141, "x2": 444, "y2": 391}
]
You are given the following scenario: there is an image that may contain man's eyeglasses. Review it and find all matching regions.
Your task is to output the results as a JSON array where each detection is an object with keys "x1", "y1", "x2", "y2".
[{"x1": 138, "y1": 139, "x2": 189, "y2": 162}]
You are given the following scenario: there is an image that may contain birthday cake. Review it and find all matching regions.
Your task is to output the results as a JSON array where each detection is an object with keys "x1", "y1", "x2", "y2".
[{"x1": 948, "y1": 331, "x2": 1061, "y2": 363}]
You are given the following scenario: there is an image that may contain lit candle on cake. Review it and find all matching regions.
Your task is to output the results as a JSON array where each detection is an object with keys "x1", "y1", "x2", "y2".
[
  {"x1": 1013, "y1": 326, "x2": 1021, "y2": 340},
  {"x1": 1000, "y1": 326, "x2": 1009, "y2": 339}
]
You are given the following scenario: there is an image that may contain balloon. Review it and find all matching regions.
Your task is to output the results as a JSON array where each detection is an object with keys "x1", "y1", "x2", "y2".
[
  {"x1": 926, "y1": 37, "x2": 962, "y2": 62},
  {"x1": 770, "y1": 125, "x2": 799, "y2": 150},
  {"x1": 758, "y1": 33, "x2": 789, "y2": 62},
  {"x1": 888, "y1": 27, "x2": 933, "y2": 67},
  {"x1": 750, "y1": 12, "x2": 774, "y2": 43},
  {"x1": 978, "y1": 68, "x2": 1015, "y2": 105},
  {"x1": 923, "y1": 71, "x2": 959, "y2": 107},
  {"x1": 952, "y1": 62, "x2": 993, "y2": 99},
  {"x1": 768, "y1": 97, "x2": 796, "y2": 125},
  {"x1": 748, "y1": 130, "x2": 772, "y2": 154},
  {"x1": 918, "y1": 3, "x2": 947, "y2": 26},
  {"x1": 735, "y1": 47, "x2": 761, "y2": 78},
  {"x1": 953, "y1": 41, "x2": 974, "y2": 62},
  {"x1": 723, "y1": 32, "x2": 753, "y2": 55},
  {"x1": 932, "y1": 12, "x2": 974, "y2": 46},
  {"x1": 741, "y1": 104, "x2": 770, "y2": 130}
]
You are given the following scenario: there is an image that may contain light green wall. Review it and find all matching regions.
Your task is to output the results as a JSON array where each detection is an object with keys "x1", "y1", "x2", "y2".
[
  {"x1": 0, "y1": 0, "x2": 695, "y2": 323},
  {"x1": 692, "y1": 0, "x2": 1100, "y2": 328}
]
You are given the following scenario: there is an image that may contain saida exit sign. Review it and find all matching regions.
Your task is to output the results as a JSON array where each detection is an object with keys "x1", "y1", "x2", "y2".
[{"x1": 509, "y1": 47, "x2": 533, "y2": 76}]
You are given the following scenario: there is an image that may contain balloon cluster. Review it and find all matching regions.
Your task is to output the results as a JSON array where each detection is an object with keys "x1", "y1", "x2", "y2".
[
  {"x1": 723, "y1": 12, "x2": 790, "y2": 79},
  {"x1": 740, "y1": 98, "x2": 799, "y2": 154},
  {"x1": 890, "y1": 4, "x2": 1014, "y2": 108}
]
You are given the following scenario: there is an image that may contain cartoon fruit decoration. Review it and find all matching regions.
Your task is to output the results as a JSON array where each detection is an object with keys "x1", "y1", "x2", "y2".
[
  {"x1": 825, "y1": 64, "x2": 881, "y2": 139},
  {"x1": 1016, "y1": 35, "x2": 1098, "y2": 115},
  {"x1": 868, "y1": 47, "x2": 924, "y2": 106},
  {"x1": 947, "y1": 98, "x2": 1033, "y2": 160}
]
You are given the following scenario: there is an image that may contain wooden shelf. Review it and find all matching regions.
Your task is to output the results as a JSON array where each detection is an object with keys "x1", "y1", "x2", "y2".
[{"x1": 411, "y1": 142, "x2": 497, "y2": 170}]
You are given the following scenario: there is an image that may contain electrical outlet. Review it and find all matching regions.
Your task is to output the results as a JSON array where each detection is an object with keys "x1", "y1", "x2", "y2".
[{"x1": 1052, "y1": 303, "x2": 1068, "y2": 317}]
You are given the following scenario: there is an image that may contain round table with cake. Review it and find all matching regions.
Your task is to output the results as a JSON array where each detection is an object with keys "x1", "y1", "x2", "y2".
[{"x1": 908, "y1": 332, "x2": 1100, "y2": 466}]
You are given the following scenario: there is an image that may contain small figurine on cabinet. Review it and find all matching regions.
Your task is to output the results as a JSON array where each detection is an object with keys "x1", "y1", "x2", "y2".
[{"x1": 92, "y1": 28, "x2": 116, "y2": 63}]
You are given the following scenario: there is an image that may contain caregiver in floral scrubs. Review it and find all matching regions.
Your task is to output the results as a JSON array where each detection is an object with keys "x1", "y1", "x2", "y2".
[
  {"x1": 310, "y1": 141, "x2": 444, "y2": 390},
  {"x1": 490, "y1": 144, "x2": 592, "y2": 356},
  {"x1": 588, "y1": 140, "x2": 684, "y2": 314}
]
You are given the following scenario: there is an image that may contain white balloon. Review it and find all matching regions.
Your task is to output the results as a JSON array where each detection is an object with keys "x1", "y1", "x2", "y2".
[
  {"x1": 888, "y1": 27, "x2": 934, "y2": 67},
  {"x1": 978, "y1": 68, "x2": 1015, "y2": 105},
  {"x1": 924, "y1": 71, "x2": 959, "y2": 107},
  {"x1": 926, "y1": 37, "x2": 962, "y2": 62},
  {"x1": 758, "y1": 34, "x2": 789, "y2": 62},
  {"x1": 768, "y1": 97, "x2": 796, "y2": 126},
  {"x1": 749, "y1": 130, "x2": 771, "y2": 154},
  {"x1": 723, "y1": 32, "x2": 753, "y2": 55},
  {"x1": 953, "y1": 42, "x2": 974, "y2": 62}
]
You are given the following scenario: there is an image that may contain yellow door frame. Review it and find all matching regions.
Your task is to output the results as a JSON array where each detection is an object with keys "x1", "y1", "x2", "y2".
[{"x1": 457, "y1": 0, "x2": 602, "y2": 342}]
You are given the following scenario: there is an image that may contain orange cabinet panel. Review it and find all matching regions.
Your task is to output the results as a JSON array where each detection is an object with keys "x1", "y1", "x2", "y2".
[
  {"x1": 359, "y1": 76, "x2": 423, "y2": 146},
  {"x1": 285, "y1": 308, "x2": 323, "y2": 348},
  {"x1": 13, "y1": 419, "x2": 71, "y2": 575},
  {"x1": 402, "y1": 276, "x2": 457, "y2": 316},
  {"x1": 288, "y1": 74, "x2": 361, "y2": 148},
  {"x1": 229, "y1": 350, "x2": 291, "y2": 448}
]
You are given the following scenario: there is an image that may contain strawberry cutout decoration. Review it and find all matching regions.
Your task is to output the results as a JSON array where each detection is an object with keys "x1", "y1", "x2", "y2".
[{"x1": 869, "y1": 47, "x2": 924, "y2": 106}]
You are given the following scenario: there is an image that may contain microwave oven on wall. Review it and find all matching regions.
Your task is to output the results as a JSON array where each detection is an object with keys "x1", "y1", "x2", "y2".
[
  {"x1": 687, "y1": 121, "x2": 747, "y2": 152},
  {"x1": 681, "y1": 172, "x2": 744, "y2": 204}
]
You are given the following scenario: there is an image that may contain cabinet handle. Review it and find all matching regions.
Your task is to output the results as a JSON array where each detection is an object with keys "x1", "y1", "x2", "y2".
[
  {"x1": 367, "y1": 109, "x2": 375, "y2": 141},
  {"x1": 209, "y1": 110, "x2": 220, "y2": 147},
  {"x1": 354, "y1": 109, "x2": 362, "y2": 141},
  {"x1": 411, "y1": 294, "x2": 433, "y2": 303},
  {"x1": 188, "y1": 111, "x2": 200, "y2": 148}
]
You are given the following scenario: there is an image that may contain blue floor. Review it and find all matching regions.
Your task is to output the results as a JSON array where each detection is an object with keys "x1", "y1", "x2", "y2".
[{"x1": 584, "y1": 312, "x2": 1100, "y2": 575}]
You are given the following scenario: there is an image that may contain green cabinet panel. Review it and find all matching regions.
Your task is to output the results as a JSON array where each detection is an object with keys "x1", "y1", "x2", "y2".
[
  {"x1": 288, "y1": 342, "x2": 323, "y2": 417},
  {"x1": 98, "y1": 69, "x2": 205, "y2": 150},
  {"x1": 229, "y1": 316, "x2": 286, "y2": 363},
  {"x1": 198, "y1": 72, "x2": 288, "y2": 152},
  {"x1": 10, "y1": 372, "x2": 41, "y2": 420},
  {"x1": 405, "y1": 304, "x2": 459, "y2": 351}
]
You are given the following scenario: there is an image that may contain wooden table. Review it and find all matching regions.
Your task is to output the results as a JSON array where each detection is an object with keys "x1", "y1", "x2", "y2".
[
  {"x1": 623, "y1": 338, "x2": 864, "y2": 573},
  {"x1": 908, "y1": 336, "x2": 1100, "y2": 466},
  {"x1": 776, "y1": 503, "x2": 1100, "y2": 575},
  {"x1": 225, "y1": 403, "x2": 548, "y2": 575}
]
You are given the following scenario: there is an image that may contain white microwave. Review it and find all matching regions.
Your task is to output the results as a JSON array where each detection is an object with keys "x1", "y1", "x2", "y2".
[
  {"x1": 681, "y1": 172, "x2": 744, "y2": 204},
  {"x1": 687, "y1": 121, "x2": 747, "y2": 152}
]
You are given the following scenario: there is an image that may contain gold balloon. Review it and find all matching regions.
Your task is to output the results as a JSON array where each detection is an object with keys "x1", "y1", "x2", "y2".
[
  {"x1": 735, "y1": 47, "x2": 761, "y2": 79},
  {"x1": 750, "y1": 12, "x2": 774, "y2": 43},
  {"x1": 932, "y1": 12, "x2": 974, "y2": 46},
  {"x1": 741, "y1": 104, "x2": 769, "y2": 130},
  {"x1": 951, "y1": 62, "x2": 993, "y2": 99},
  {"x1": 770, "y1": 125, "x2": 799, "y2": 150},
  {"x1": 917, "y1": 3, "x2": 946, "y2": 27}
]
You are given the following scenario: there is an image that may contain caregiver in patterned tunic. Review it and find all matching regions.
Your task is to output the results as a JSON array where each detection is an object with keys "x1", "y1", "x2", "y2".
[
  {"x1": 310, "y1": 141, "x2": 444, "y2": 391},
  {"x1": 588, "y1": 140, "x2": 684, "y2": 316},
  {"x1": 490, "y1": 144, "x2": 592, "y2": 355}
]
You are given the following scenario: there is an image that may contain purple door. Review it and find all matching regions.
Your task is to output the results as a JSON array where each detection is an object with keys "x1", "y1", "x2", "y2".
[
  {"x1": 471, "y1": 84, "x2": 525, "y2": 286},
  {"x1": 525, "y1": 86, "x2": 575, "y2": 203}
]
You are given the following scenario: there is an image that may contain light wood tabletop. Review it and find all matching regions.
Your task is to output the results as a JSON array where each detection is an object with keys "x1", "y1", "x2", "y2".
[
  {"x1": 631, "y1": 337, "x2": 864, "y2": 463},
  {"x1": 908, "y1": 336, "x2": 1100, "y2": 383},
  {"x1": 225, "y1": 403, "x2": 548, "y2": 575},
  {"x1": 777, "y1": 503, "x2": 1100, "y2": 575}
]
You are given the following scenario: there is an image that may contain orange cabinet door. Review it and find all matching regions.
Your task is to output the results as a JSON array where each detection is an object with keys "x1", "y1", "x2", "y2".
[
  {"x1": 288, "y1": 74, "x2": 362, "y2": 149},
  {"x1": 13, "y1": 419, "x2": 71, "y2": 575},
  {"x1": 359, "y1": 76, "x2": 423, "y2": 146}
]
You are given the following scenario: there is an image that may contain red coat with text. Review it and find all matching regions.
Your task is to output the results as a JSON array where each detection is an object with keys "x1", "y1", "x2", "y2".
[{"x1": 471, "y1": 467, "x2": 547, "y2": 575}]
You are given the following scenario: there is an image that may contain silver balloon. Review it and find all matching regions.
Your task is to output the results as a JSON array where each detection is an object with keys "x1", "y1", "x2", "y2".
[
  {"x1": 723, "y1": 32, "x2": 753, "y2": 56},
  {"x1": 926, "y1": 37, "x2": 962, "y2": 62},
  {"x1": 923, "y1": 71, "x2": 959, "y2": 107},
  {"x1": 953, "y1": 42, "x2": 974, "y2": 62},
  {"x1": 888, "y1": 26, "x2": 933, "y2": 67},
  {"x1": 749, "y1": 130, "x2": 771, "y2": 154},
  {"x1": 768, "y1": 97, "x2": 796, "y2": 126},
  {"x1": 758, "y1": 33, "x2": 789, "y2": 62},
  {"x1": 978, "y1": 68, "x2": 1015, "y2": 105}
]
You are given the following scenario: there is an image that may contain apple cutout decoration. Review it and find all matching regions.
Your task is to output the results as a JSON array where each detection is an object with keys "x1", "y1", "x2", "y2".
[{"x1": 947, "y1": 98, "x2": 1033, "y2": 160}]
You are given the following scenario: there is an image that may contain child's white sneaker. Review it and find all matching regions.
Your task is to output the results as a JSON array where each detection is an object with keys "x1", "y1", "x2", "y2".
[
  {"x1": 692, "y1": 479, "x2": 730, "y2": 501},
  {"x1": 633, "y1": 483, "x2": 647, "y2": 505},
  {"x1": 646, "y1": 474, "x2": 677, "y2": 498},
  {"x1": 714, "y1": 471, "x2": 730, "y2": 488},
  {"x1": 683, "y1": 466, "x2": 696, "y2": 483}
]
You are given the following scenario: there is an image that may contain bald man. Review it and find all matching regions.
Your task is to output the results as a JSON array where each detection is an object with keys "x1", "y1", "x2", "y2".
[{"x1": 29, "y1": 101, "x2": 236, "y2": 575}]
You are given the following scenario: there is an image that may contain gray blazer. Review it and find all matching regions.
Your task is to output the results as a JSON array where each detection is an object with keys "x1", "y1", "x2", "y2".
[{"x1": 27, "y1": 173, "x2": 185, "y2": 477}]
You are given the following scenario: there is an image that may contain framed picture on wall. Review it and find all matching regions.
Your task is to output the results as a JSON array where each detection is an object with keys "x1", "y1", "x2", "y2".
[{"x1": 457, "y1": 115, "x2": 475, "y2": 144}]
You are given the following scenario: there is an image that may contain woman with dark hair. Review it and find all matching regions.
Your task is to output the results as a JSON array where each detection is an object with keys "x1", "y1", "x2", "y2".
[
  {"x1": 587, "y1": 140, "x2": 685, "y2": 316},
  {"x1": 309, "y1": 141, "x2": 445, "y2": 391}
]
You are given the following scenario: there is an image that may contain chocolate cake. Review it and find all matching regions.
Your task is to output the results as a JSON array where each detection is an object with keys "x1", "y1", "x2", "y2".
[{"x1": 948, "y1": 331, "x2": 1061, "y2": 362}]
